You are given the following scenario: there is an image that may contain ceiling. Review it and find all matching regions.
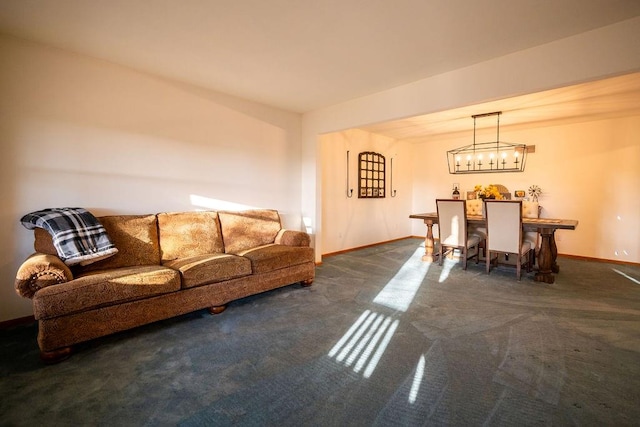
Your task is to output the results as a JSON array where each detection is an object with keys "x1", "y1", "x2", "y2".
[
  {"x1": 1, "y1": 0, "x2": 640, "y2": 114},
  {"x1": 358, "y1": 72, "x2": 640, "y2": 142}
]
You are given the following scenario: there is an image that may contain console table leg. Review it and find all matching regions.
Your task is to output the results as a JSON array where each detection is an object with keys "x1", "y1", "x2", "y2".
[
  {"x1": 550, "y1": 230, "x2": 560, "y2": 273},
  {"x1": 535, "y1": 228, "x2": 555, "y2": 284}
]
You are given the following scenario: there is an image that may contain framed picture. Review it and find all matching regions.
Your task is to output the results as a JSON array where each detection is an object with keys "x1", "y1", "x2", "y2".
[
  {"x1": 466, "y1": 191, "x2": 476, "y2": 200},
  {"x1": 514, "y1": 190, "x2": 526, "y2": 198}
]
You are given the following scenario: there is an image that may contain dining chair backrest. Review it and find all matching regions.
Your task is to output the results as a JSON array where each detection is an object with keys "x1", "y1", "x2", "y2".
[
  {"x1": 465, "y1": 199, "x2": 483, "y2": 216},
  {"x1": 436, "y1": 199, "x2": 468, "y2": 247},
  {"x1": 521, "y1": 200, "x2": 541, "y2": 250},
  {"x1": 485, "y1": 200, "x2": 523, "y2": 254}
]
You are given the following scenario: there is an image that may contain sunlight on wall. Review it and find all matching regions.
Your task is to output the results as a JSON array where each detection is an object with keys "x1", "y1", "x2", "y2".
[
  {"x1": 190, "y1": 194, "x2": 257, "y2": 211},
  {"x1": 303, "y1": 216, "x2": 313, "y2": 234},
  {"x1": 613, "y1": 215, "x2": 632, "y2": 260},
  {"x1": 373, "y1": 247, "x2": 431, "y2": 312}
]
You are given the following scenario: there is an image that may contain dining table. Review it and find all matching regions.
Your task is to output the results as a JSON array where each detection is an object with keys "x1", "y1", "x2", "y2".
[{"x1": 409, "y1": 212, "x2": 579, "y2": 284}]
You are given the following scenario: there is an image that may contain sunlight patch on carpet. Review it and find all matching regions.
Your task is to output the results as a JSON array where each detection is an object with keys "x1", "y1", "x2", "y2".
[
  {"x1": 329, "y1": 247, "x2": 427, "y2": 378},
  {"x1": 613, "y1": 268, "x2": 640, "y2": 285},
  {"x1": 328, "y1": 310, "x2": 399, "y2": 378},
  {"x1": 438, "y1": 257, "x2": 456, "y2": 283},
  {"x1": 373, "y1": 247, "x2": 430, "y2": 312},
  {"x1": 409, "y1": 354, "x2": 425, "y2": 404}
]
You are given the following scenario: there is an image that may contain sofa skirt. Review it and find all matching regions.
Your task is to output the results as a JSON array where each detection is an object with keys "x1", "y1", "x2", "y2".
[{"x1": 37, "y1": 262, "x2": 315, "y2": 353}]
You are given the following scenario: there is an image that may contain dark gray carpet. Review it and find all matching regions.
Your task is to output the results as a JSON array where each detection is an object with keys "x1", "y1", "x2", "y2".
[{"x1": 2, "y1": 238, "x2": 639, "y2": 426}]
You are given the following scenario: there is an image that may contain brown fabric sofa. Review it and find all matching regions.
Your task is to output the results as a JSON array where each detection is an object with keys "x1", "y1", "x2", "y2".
[{"x1": 14, "y1": 209, "x2": 315, "y2": 363}]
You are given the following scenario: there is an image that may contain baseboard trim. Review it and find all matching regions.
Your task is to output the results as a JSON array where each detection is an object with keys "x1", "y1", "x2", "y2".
[
  {"x1": 558, "y1": 253, "x2": 640, "y2": 267},
  {"x1": 0, "y1": 315, "x2": 35, "y2": 330},
  {"x1": 323, "y1": 236, "x2": 639, "y2": 267},
  {"x1": 321, "y1": 236, "x2": 419, "y2": 260}
]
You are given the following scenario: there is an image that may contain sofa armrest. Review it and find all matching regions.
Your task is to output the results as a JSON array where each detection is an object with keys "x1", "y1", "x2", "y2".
[
  {"x1": 274, "y1": 229, "x2": 311, "y2": 247},
  {"x1": 15, "y1": 253, "x2": 74, "y2": 299}
]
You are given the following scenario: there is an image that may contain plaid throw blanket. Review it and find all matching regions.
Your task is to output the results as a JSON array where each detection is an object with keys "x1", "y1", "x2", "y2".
[{"x1": 21, "y1": 207, "x2": 118, "y2": 266}]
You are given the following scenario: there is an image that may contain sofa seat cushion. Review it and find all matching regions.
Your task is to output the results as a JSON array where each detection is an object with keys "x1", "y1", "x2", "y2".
[
  {"x1": 163, "y1": 254, "x2": 252, "y2": 289},
  {"x1": 33, "y1": 265, "x2": 180, "y2": 320},
  {"x1": 237, "y1": 244, "x2": 314, "y2": 274}
]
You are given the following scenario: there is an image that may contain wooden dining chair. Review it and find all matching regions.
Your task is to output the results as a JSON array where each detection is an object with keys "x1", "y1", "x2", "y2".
[
  {"x1": 466, "y1": 198, "x2": 487, "y2": 257},
  {"x1": 484, "y1": 200, "x2": 532, "y2": 280},
  {"x1": 522, "y1": 200, "x2": 541, "y2": 267},
  {"x1": 436, "y1": 199, "x2": 482, "y2": 270}
]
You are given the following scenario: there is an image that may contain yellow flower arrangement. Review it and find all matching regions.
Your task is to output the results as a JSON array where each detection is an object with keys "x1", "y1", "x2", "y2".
[{"x1": 474, "y1": 184, "x2": 504, "y2": 200}]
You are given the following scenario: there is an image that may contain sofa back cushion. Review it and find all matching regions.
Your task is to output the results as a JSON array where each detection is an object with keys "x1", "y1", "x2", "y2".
[
  {"x1": 76, "y1": 214, "x2": 161, "y2": 273},
  {"x1": 157, "y1": 211, "x2": 224, "y2": 262},
  {"x1": 218, "y1": 209, "x2": 282, "y2": 254}
]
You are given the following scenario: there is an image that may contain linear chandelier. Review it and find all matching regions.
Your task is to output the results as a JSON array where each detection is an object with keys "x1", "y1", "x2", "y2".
[{"x1": 447, "y1": 111, "x2": 527, "y2": 174}]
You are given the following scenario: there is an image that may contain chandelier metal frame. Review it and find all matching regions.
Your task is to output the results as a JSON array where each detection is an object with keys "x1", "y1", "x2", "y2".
[{"x1": 447, "y1": 111, "x2": 527, "y2": 174}]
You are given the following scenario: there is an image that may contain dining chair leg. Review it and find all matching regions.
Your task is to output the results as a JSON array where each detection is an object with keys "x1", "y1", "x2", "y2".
[
  {"x1": 462, "y1": 247, "x2": 467, "y2": 270},
  {"x1": 529, "y1": 250, "x2": 535, "y2": 271},
  {"x1": 516, "y1": 258, "x2": 522, "y2": 280},
  {"x1": 486, "y1": 250, "x2": 491, "y2": 274},
  {"x1": 439, "y1": 245, "x2": 444, "y2": 266}
]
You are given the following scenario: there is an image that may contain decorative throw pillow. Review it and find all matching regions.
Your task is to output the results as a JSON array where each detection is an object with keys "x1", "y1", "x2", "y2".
[{"x1": 21, "y1": 207, "x2": 118, "y2": 266}]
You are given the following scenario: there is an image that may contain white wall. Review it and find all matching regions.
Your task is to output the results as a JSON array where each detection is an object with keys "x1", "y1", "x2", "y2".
[
  {"x1": 320, "y1": 129, "x2": 412, "y2": 254},
  {"x1": 411, "y1": 115, "x2": 640, "y2": 263},
  {"x1": 0, "y1": 36, "x2": 303, "y2": 322},
  {"x1": 303, "y1": 17, "x2": 640, "y2": 262}
]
